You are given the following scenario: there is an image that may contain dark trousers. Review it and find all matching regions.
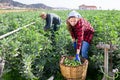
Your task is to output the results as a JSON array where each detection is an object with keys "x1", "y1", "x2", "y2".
[
  {"x1": 50, "y1": 30, "x2": 55, "y2": 46},
  {"x1": 50, "y1": 24, "x2": 60, "y2": 45}
]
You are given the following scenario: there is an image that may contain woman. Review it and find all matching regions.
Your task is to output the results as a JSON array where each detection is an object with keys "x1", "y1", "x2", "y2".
[{"x1": 66, "y1": 11, "x2": 94, "y2": 62}]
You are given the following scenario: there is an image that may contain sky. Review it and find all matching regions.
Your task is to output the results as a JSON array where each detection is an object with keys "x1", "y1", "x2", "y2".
[{"x1": 13, "y1": 0, "x2": 120, "y2": 10}]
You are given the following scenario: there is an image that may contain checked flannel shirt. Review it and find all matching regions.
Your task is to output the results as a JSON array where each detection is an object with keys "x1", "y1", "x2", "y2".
[{"x1": 70, "y1": 18, "x2": 94, "y2": 49}]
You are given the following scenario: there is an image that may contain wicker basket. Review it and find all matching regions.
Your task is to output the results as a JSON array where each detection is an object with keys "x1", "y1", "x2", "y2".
[{"x1": 60, "y1": 56, "x2": 88, "y2": 80}]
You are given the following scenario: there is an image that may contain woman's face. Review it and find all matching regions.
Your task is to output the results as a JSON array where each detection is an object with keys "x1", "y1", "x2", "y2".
[{"x1": 68, "y1": 17, "x2": 78, "y2": 26}]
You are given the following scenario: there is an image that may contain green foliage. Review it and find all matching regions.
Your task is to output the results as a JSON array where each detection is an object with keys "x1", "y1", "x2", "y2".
[
  {"x1": 64, "y1": 57, "x2": 81, "y2": 66},
  {"x1": 0, "y1": 10, "x2": 120, "y2": 80}
]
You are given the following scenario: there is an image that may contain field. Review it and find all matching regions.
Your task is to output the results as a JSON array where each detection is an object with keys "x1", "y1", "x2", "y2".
[
  {"x1": 0, "y1": 9, "x2": 120, "y2": 80},
  {"x1": 0, "y1": 9, "x2": 36, "y2": 14}
]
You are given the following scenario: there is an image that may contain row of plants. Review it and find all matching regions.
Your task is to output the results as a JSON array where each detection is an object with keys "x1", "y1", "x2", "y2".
[{"x1": 0, "y1": 10, "x2": 120, "y2": 80}]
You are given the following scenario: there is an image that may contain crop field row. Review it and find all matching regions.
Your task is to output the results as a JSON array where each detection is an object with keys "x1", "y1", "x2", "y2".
[{"x1": 0, "y1": 10, "x2": 120, "y2": 80}]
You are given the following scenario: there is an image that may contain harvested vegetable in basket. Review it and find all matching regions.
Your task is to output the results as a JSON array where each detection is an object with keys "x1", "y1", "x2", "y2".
[{"x1": 63, "y1": 57, "x2": 81, "y2": 66}]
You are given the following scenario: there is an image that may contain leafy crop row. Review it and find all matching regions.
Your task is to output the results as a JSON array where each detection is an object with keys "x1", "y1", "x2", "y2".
[{"x1": 0, "y1": 10, "x2": 120, "y2": 80}]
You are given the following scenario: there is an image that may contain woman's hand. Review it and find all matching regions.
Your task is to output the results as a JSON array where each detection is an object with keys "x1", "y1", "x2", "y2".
[{"x1": 75, "y1": 54, "x2": 81, "y2": 63}]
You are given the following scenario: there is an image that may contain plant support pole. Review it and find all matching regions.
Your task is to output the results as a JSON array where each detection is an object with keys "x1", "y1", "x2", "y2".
[
  {"x1": 0, "y1": 22, "x2": 35, "y2": 40},
  {"x1": 96, "y1": 42, "x2": 118, "y2": 80},
  {"x1": 103, "y1": 47, "x2": 109, "y2": 80}
]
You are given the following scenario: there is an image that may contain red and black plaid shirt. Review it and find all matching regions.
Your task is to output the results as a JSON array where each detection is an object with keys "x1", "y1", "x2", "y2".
[{"x1": 70, "y1": 18, "x2": 94, "y2": 49}]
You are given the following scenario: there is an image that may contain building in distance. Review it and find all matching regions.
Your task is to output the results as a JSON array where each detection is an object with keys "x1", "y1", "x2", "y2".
[{"x1": 79, "y1": 4, "x2": 97, "y2": 10}]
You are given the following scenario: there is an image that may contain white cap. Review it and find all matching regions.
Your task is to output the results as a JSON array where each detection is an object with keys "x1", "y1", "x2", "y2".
[{"x1": 68, "y1": 10, "x2": 82, "y2": 18}]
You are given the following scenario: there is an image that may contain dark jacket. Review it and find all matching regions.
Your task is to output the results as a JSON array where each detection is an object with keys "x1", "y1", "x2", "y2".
[{"x1": 44, "y1": 13, "x2": 61, "y2": 31}]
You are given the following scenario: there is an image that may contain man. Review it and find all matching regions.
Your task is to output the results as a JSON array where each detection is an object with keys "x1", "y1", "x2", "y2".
[
  {"x1": 40, "y1": 12, "x2": 61, "y2": 45},
  {"x1": 40, "y1": 12, "x2": 61, "y2": 31}
]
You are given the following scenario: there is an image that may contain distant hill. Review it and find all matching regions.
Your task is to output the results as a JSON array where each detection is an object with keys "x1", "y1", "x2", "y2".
[
  {"x1": 0, "y1": 0, "x2": 53, "y2": 9},
  {"x1": 0, "y1": 0, "x2": 12, "y2": 3},
  {"x1": 26, "y1": 3, "x2": 52, "y2": 9}
]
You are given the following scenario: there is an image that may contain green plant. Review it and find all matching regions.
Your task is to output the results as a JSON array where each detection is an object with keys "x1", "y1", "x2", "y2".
[{"x1": 0, "y1": 10, "x2": 120, "y2": 80}]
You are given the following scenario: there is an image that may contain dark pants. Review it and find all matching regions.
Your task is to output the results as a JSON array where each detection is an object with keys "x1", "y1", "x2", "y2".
[{"x1": 50, "y1": 24, "x2": 60, "y2": 45}]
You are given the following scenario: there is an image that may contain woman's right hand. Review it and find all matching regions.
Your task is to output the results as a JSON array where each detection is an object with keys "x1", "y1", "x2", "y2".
[{"x1": 75, "y1": 54, "x2": 81, "y2": 63}]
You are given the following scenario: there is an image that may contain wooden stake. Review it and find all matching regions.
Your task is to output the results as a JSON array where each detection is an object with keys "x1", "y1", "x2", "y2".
[
  {"x1": 96, "y1": 42, "x2": 117, "y2": 80},
  {"x1": 102, "y1": 48, "x2": 109, "y2": 80}
]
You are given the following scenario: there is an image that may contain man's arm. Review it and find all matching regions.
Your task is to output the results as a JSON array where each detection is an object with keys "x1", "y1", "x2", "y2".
[{"x1": 44, "y1": 14, "x2": 53, "y2": 30}]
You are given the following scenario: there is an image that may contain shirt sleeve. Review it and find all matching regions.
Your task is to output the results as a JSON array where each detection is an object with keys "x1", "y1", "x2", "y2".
[
  {"x1": 70, "y1": 30, "x2": 75, "y2": 39},
  {"x1": 81, "y1": 18, "x2": 94, "y2": 43},
  {"x1": 77, "y1": 23, "x2": 84, "y2": 49},
  {"x1": 44, "y1": 14, "x2": 53, "y2": 30}
]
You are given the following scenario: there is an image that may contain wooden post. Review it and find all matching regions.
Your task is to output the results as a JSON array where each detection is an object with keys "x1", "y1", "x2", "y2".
[
  {"x1": 0, "y1": 57, "x2": 5, "y2": 78},
  {"x1": 96, "y1": 42, "x2": 117, "y2": 80},
  {"x1": 103, "y1": 47, "x2": 109, "y2": 80}
]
